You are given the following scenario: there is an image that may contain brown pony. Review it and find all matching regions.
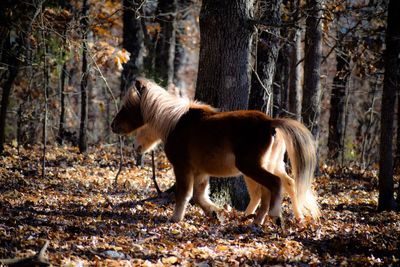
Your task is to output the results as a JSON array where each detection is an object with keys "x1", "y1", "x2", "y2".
[
  {"x1": 111, "y1": 78, "x2": 320, "y2": 224},
  {"x1": 131, "y1": 123, "x2": 319, "y2": 224}
]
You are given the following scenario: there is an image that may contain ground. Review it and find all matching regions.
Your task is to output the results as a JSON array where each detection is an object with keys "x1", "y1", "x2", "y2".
[{"x1": 0, "y1": 145, "x2": 399, "y2": 266}]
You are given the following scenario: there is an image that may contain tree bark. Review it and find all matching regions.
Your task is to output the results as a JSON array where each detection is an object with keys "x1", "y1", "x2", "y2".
[
  {"x1": 57, "y1": 62, "x2": 67, "y2": 145},
  {"x1": 195, "y1": 0, "x2": 254, "y2": 211},
  {"x1": 327, "y1": 31, "x2": 350, "y2": 160},
  {"x1": 155, "y1": 0, "x2": 177, "y2": 86},
  {"x1": 79, "y1": 0, "x2": 89, "y2": 153},
  {"x1": 273, "y1": 42, "x2": 290, "y2": 117},
  {"x1": 120, "y1": 0, "x2": 145, "y2": 97},
  {"x1": 249, "y1": 0, "x2": 281, "y2": 114},
  {"x1": 378, "y1": 0, "x2": 399, "y2": 211},
  {"x1": 302, "y1": 0, "x2": 323, "y2": 141},
  {"x1": 173, "y1": 0, "x2": 196, "y2": 95},
  {"x1": 0, "y1": 47, "x2": 19, "y2": 154},
  {"x1": 288, "y1": 0, "x2": 302, "y2": 120}
]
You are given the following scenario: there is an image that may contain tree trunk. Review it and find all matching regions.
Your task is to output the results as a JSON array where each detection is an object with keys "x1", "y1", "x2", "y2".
[
  {"x1": 120, "y1": 0, "x2": 145, "y2": 97},
  {"x1": 155, "y1": 0, "x2": 177, "y2": 86},
  {"x1": 195, "y1": 0, "x2": 254, "y2": 211},
  {"x1": 173, "y1": 0, "x2": 196, "y2": 95},
  {"x1": 378, "y1": 0, "x2": 399, "y2": 211},
  {"x1": 288, "y1": 0, "x2": 302, "y2": 121},
  {"x1": 57, "y1": 62, "x2": 67, "y2": 145},
  {"x1": 249, "y1": 0, "x2": 281, "y2": 114},
  {"x1": 79, "y1": 0, "x2": 89, "y2": 153},
  {"x1": 327, "y1": 32, "x2": 350, "y2": 160},
  {"x1": 0, "y1": 50, "x2": 19, "y2": 154},
  {"x1": 41, "y1": 18, "x2": 49, "y2": 179},
  {"x1": 302, "y1": 0, "x2": 323, "y2": 141},
  {"x1": 273, "y1": 43, "x2": 290, "y2": 117}
]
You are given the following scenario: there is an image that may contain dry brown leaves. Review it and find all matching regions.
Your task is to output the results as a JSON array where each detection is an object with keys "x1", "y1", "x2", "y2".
[{"x1": 0, "y1": 145, "x2": 399, "y2": 266}]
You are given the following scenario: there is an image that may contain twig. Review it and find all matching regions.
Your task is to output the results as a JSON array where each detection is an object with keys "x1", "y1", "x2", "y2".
[
  {"x1": 86, "y1": 47, "x2": 123, "y2": 188},
  {"x1": 151, "y1": 150, "x2": 162, "y2": 195},
  {"x1": 114, "y1": 137, "x2": 124, "y2": 188},
  {"x1": 0, "y1": 240, "x2": 50, "y2": 267}
]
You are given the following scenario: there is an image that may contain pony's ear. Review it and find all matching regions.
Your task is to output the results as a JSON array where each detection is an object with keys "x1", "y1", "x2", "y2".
[{"x1": 135, "y1": 78, "x2": 145, "y2": 95}]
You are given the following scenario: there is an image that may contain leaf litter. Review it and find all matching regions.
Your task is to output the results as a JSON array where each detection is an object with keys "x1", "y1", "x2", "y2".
[{"x1": 0, "y1": 145, "x2": 399, "y2": 266}]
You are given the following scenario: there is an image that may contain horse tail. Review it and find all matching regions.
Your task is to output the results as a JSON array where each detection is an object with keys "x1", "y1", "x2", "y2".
[{"x1": 271, "y1": 118, "x2": 321, "y2": 220}]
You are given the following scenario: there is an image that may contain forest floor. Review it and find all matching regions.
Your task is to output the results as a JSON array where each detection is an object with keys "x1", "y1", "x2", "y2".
[{"x1": 0, "y1": 145, "x2": 399, "y2": 266}]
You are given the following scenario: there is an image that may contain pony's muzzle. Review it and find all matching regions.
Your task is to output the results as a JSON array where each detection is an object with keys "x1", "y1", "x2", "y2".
[{"x1": 111, "y1": 119, "x2": 124, "y2": 134}]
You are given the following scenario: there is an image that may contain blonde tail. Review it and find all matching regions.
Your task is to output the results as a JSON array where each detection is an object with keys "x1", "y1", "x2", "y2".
[{"x1": 271, "y1": 118, "x2": 321, "y2": 220}]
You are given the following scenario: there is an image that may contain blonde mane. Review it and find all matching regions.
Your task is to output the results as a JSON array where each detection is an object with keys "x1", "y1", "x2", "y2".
[{"x1": 139, "y1": 79, "x2": 207, "y2": 141}]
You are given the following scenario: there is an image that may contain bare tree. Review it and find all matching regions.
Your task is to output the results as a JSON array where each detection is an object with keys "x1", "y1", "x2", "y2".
[
  {"x1": 120, "y1": 0, "x2": 145, "y2": 97},
  {"x1": 79, "y1": 0, "x2": 89, "y2": 153},
  {"x1": 378, "y1": 0, "x2": 399, "y2": 211},
  {"x1": 327, "y1": 28, "x2": 350, "y2": 160},
  {"x1": 288, "y1": 0, "x2": 302, "y2": 120},
  {"x1": 155, "y1": 0, "x2": 177, "y2": 85},
  {"x1": 195, "y1": 0, "x2": 255, "y2": 210},
  {"x1": 0, "y1": 1, "x2": 41, "y2": 153},
  {"x1": 249, "y1": 0, "x2": 281, "y2": 114},
  {"x1": 302, "y1": 0, "x2": 323, "y2": 141}
]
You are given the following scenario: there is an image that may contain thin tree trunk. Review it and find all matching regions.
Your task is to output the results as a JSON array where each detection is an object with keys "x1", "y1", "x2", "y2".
[
  {"x1": 249, "y1": 0, "x2": 281, "y2": 114},
  {"x1": 302, "y1": 0, "x2": 323, "y2": 141},
  {"x1": 173, "y1": 0, "x2": 196, "y2": 94},
  {"x1": 57, "y1": 62, "x2": 67, "y2": 145},
  {"x1": 195, "y1": 0, "x2": 254, "y2": 211},
  {"x1": 41, "y1": 16, "x2": 49, "y2": 179},
  {"x1": 288, "y1": 0, "x2": 302, "y2": 120},
  {"x1": 120, "y1": 0, "x2": 144, "y2": 97},
  {"x1": 273, "y1": 43, "x2": 290, "y2": 117},
  {"x1": 155, "y1": 0, "x2": 177, "y2": 86},
  {"x1": 0, "y1": 34, "x2": 19, "y2": 154},
  {"x1": 327, "y1": 36, "x2": 350, "y2": 160},
  {"x1": 79, "y1": 0, "x2": 89, "y2": 153},
  {"x1": 378, "y1": 0, "x2": 399, "y2": 211}
]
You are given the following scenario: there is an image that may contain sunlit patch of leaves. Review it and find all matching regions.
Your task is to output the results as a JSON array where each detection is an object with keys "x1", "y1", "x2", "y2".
[{"x1": 1, "y1": 145, "x2": 399, "y2": 266}]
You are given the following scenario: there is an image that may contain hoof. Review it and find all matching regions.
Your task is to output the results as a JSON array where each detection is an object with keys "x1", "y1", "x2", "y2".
[{"x1": 171, "y1": 214, "x2": 183, "y2": 223}]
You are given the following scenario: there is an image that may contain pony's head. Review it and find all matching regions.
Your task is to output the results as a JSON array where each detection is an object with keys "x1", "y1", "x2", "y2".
[{"x1": 111, "y1": 79, "x2": 147, "y2": 134}]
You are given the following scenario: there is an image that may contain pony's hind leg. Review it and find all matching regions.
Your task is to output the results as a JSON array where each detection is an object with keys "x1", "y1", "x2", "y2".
[
  {"x1": 193, "y1": 174, "x2": 220, "y2": 217},
  {"x1": 244, "y1": 176, "x2": 261, "y2": 216},
  {"x1": 277, "y1": 168, "x2": 303, "y2": 221},
  {"x1": 252, "y1": 185, "x2": 271, "y2": 225},
  {"x1": 236, "y1": 159, "x2": 283, "y2": 224},
  {"x1": 171, "y1": 167, "x2": 194, "y2": 222}
]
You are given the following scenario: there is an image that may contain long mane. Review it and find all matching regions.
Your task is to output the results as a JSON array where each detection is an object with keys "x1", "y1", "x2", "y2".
[{"x1": 139, "y1": 79, "x2": 211, "y2": 141}]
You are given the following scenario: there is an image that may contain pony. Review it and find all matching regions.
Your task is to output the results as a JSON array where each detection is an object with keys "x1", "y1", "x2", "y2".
[
  {"x1": 131, "y1": 123, "x2": 319, "y2": 224},
  {"x1": 111, "y1": 78, "x2": 320, "y2": 224}
]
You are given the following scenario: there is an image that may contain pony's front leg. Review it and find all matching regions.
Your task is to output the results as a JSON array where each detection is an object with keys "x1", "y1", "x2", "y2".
[
  {"x1": 244, "y1": 176, "x2": 261, "y2": 216},
  {"x1": 171, "y1": 168, "x2": 194, "y2": 222},
  {"x1": 193, "y1": 174, "x2": 220, "y2": 217}
]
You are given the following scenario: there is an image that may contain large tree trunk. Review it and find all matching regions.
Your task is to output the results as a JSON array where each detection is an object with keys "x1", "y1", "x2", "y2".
[
  {"x1": 327, "y1": 31, "x2": 350, "y2": 160},
  {"x1": 378, "y1": 0, "x2": 399, "y2": 211},
  {"x1": 120, "y1": 0, "x2": 145, "y2": 97},
  {"x1": 302, "y1": 0, "x2": 323, "y2": 141},
  {"x1": 79, "y1": 0, "x2": 89, "y2": 153},
  {"x1": 195, "y1": 0, "x2": 254, "y2": 211},
  {"x1": 155, "y1": 0, "x2": 177, "y2": 86},
  {"x1": 249, "y1": 0, "x2": 281, "y2": 114}
]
